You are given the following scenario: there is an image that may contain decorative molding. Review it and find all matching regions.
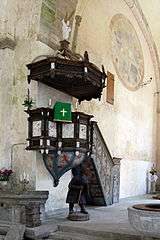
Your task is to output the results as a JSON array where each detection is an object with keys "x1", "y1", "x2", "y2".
[
  {"x1": 0, "y1": 20, "x2": 16, "y2": 50},
  {"x1": 124, "y1": 0, "x2": 135, "y2": 8},
  {"x1": 0, "y1": 35, "x2": 16, "y2": 50}
]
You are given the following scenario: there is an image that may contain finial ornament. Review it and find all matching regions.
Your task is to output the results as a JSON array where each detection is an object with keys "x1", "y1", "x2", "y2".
[{"x1": 84, "y1": 51, "x2": 89, "y2": 62}]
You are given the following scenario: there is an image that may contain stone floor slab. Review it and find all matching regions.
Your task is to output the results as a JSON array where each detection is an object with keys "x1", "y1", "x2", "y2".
[
  {"x1": 5, "y1": 224, "x2": 25, "y2": 240},
  {"x1": 44, "y1": 195, "x2": 160, "y2": 240},
  {"x1": 1, "y1": 195, "x2": 160, "y2": 240},
  {"x1": 24, "y1": 223, "x2": 58, "y2": 239}
]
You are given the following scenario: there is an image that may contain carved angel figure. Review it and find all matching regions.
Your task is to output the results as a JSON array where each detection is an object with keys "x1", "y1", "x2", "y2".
[
  {"x1": 62, "y1": 19, "x2": 71, "y2": 40},
  {"x1": 61, "y1": 11, "x2": 75, "y2": 40}
]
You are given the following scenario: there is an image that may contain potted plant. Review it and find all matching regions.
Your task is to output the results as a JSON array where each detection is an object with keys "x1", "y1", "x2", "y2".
[{"x1": 149, "y1": 165, "x2": 157, "y2": 175}]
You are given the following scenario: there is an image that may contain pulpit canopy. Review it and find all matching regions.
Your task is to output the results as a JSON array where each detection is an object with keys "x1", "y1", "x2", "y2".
[{"x1": 27, "y1": 41, "x2": 106, "y2": 103}]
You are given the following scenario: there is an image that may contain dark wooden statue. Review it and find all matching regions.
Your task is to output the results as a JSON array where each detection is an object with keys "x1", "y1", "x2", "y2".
[{"x1": 66, "y1": 165, "x2": 90, "y2": 220}]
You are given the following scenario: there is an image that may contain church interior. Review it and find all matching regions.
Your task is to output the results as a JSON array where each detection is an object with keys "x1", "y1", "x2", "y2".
[{"x1": 0, "y1": 0, "x2": 160, "y2": 239}]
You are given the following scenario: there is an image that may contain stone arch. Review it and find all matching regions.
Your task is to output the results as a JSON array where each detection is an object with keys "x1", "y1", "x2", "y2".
[{"x1": 124, "y1": 0, "x2": 160, "y2": 92}]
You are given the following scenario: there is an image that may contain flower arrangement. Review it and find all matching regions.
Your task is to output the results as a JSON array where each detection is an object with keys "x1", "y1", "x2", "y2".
[
  {"x1": 0, "y1": 168, "x2": 13, "y2": 181},
  {"x1": 149, "y1": 165, "x2": 157, "y2": 175}
]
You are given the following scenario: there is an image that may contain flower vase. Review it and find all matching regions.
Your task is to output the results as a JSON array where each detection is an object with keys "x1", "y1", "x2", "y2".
[
  {"x1": 0, "y1": 181, "x2": 8, "y2": 191},
  {"x1": 0, "y1": 181, "x2": 8, "y2": 186},
  {"x1": 150, "y1": 181, "x2": 156, "y2": 194}
]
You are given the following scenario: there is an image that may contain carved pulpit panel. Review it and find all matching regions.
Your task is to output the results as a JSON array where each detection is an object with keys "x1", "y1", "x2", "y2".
[
  {"x1": 43, "y1": 151, "x2": 85, "y2": 186},
  {"x1": 33, "y1": 121, "x2": 41, "y2": 137}
]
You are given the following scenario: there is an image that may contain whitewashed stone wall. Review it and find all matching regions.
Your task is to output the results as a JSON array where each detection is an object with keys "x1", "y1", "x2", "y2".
[
  {"x1": 0, "y1": 0, "x2": 74, "y2": 211},
  {"x1": 36, "y1": 83, "x2": 71, "y2": 211},
  {"x1": 75, "y1": 0, "x2": 157, "y2": 198},
  {"x1": 0, "y1": 49, "x2": 15, "y2": 168}
]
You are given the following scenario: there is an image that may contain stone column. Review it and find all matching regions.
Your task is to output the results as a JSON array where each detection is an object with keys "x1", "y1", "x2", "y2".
[{"x1": 71, "y1": 15, "x2": 82, "y2": 53}]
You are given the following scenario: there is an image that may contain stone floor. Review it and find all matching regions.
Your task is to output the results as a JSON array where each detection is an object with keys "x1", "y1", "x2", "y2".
[
  {"x1": 1, "y1": 195, "x2": 160, "y2": 240},
  {"x1": 41, "y1": 194, "x2": 160, "y2": 240}
]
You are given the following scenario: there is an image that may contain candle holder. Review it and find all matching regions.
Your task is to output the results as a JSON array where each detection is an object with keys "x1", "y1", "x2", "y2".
[
  {"x1": 19, "y1": 173, "x2": 29, "y2": 192},
  {"x1": 48, "y1": 98, "x2": 52, "y2": 107}
]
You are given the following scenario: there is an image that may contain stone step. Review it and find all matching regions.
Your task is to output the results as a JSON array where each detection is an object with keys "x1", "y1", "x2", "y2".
[
  {"x1": 55, "y1": 225, "x2": 157, "y2": 240},
  {"x1": 49, "y1": 231, "x2": 104, "y2": 240}
]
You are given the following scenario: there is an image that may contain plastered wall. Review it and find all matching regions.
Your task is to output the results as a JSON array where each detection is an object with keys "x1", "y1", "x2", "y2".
[
  {"x1": 75, "y1": 0, "x2": 157, "y2": 198},
  {"x1": 0, "y1": 0, "x2": 72, "y2": 211}
]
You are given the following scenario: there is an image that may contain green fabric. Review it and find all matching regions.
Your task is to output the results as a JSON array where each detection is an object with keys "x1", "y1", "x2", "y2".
[{"x1": 54, "y1": 102, "x2": 72, "y2": 122}]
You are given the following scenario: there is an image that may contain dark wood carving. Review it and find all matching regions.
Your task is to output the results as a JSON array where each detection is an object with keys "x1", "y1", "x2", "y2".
[
  {"x1": 25, "y1": 108, "x2": 93, "y2": 153},
  {"x1": 25, "y1": 107, "x2": 94, "y2": 186},
  {"x1": 27, "y1": 41, "x2": 106, "y2": 103}
]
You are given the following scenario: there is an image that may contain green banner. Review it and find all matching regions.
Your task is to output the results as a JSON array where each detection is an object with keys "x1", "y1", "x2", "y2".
[{"x1": 54, "y1": 102, "x2": 72, "y2": 122}]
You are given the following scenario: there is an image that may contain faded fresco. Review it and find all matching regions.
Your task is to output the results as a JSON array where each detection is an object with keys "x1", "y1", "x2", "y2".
[{"x1": 110, "y1": 14, "x2": 144, "y2": 91}]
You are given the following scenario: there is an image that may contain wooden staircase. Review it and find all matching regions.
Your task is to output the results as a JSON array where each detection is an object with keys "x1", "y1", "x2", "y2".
[
  {"x1": 82, "y1": 122, "x2": 121, "y2": 206},
  {"x1": 82, "y1": 157, "x2": 106, "y2": 206}
]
